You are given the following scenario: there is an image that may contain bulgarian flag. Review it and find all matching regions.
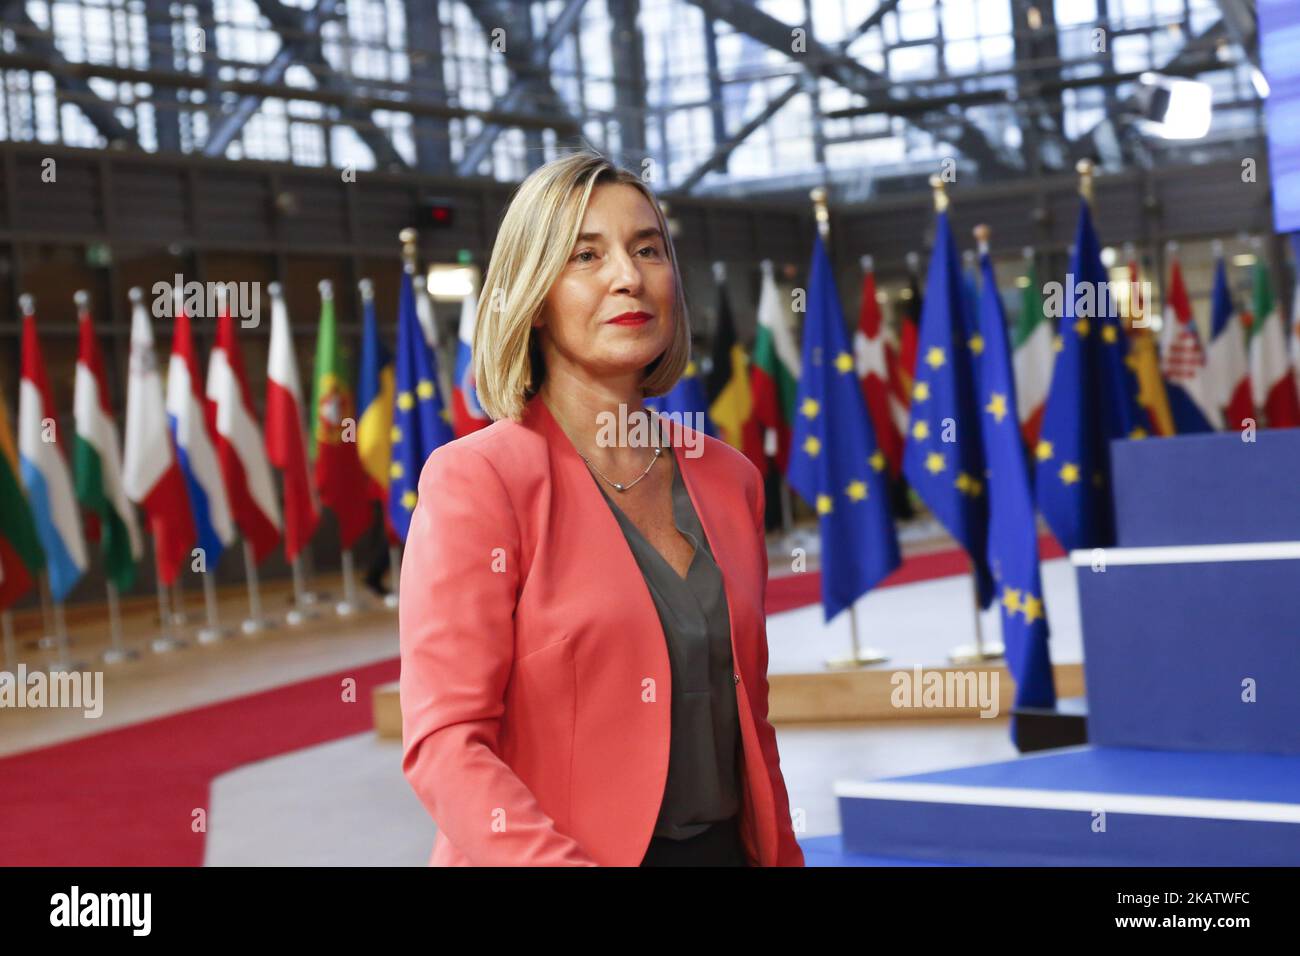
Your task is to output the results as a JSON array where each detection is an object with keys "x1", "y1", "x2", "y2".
[
  {"x1": 265, "y1": 284, "x2": 319, "y2": 562},
  {"x1": 854, "y1": 258, "x2": 904, "y2": 477},
  {"x1": 750, "y1": 260, "x2": 799, "y2": 475},
  {"x1": 705, "y1": 274, "x2": 765, "y2": 476},
  {"x1": 1248, "y1": 259, "x2": 1300, "y2": 428},
  {"x1": 73, "y1": 295, "x2": 143, "y2": 592},
  {"x1": 0, "y1": 377, "x2": 43, "y2": 610},
  {"x1": 310, "y1": 281, "x2": 372, "y2": 549},
  {"x1": 1012, "y1": 257, "x2": 1053, "y2": 448}
]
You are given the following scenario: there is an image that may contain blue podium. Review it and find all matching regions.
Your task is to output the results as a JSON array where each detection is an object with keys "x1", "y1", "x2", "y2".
[{"x1": 813, "y1": 430, "x2": 1300, "y2": 866}]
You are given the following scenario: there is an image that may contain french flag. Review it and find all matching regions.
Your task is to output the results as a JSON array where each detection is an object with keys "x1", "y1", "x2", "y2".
[
  {"x1": 122, "y1": 289, "x2": 195, "y2": 586},
  {"x1": 207, "y1": 301, "x2": 283, "y2": 564},
  {"x1": 452, "y1": 287, "x2": 490, "y2": 436},
  {"x1": 18, "y1": 304, "x2": 87, "y2": 602},
  {"x1": 264, "y1": 284, "x2": 319, "y2": 562},
  {"x1": 166, "y1": 292, "x2": 235, "y2": 567}
]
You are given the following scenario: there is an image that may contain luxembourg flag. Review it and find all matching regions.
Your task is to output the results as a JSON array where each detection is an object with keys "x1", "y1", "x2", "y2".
[
  {"x1": 167, "y1": 293, "x2": 235, "y2": 567},
  {"x1": 452, "y1": 287, "x2": 490, "y2": 436},
  {"x1": 122, "y1": 289, "x2": 195, "y2": 586},
  {"x1": 18, "y1": 304, "x2": 87, "y2": 602},
  {"x1": 207, "y1": 301, "x2": 283, "y2": 564}
]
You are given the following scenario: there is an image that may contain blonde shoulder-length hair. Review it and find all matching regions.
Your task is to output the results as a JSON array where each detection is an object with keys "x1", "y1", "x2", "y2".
[{"x1": 471, "y1": 150, "x2": 692, "y2": 423}]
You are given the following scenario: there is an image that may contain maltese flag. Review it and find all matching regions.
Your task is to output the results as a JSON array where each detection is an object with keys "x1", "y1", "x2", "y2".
[{"x1": 207, "y1": 300, "x2": 282, "y2": 563}]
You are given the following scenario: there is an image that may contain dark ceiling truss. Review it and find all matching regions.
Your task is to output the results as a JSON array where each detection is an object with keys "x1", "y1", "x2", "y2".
[
  {"x1": 455, "y1": 0, "x2": 593, "y2": 177},
  {"x1": 0, "y1": 0, "x2": 137, "y2": 147},
  {"x1": 680, "y1": 0, "x2": 1023, "y2": 185}
]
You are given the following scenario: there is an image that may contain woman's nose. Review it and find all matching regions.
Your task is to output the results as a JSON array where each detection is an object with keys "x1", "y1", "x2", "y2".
[{"x1": 606, "y1": 249, "x2": 644, "y2": 291}]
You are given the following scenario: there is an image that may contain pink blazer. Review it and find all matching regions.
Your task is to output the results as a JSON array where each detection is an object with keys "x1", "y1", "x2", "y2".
[{"x1": 398, "y1": 393, "x2": 804, "y2": 866}]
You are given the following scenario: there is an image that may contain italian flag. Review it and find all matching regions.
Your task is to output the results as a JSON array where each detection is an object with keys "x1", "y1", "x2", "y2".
[
  {"x1": 73, "y1": 299, "x2": 143, "y2": 592},
  {"x1": 0, "y1": 380, "x2": 43, "y2": 610},
  {"x1": 1012, "y1": 260, "x2": 1053, "y2": 448},
  {"x1": 310, "y1": 283, "x2": 373, "y2": 549},
  {"x1": 1248, "y1": 260, "x2": 1300, "y2": 429},
  {"x1": 750, "y1": 260, "x2": 799, "y2": 475}
]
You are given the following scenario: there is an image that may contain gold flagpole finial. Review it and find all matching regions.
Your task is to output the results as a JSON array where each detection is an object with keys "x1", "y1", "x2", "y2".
[
  {"x1": 1076, "y1": 159, "x2": 1095, "y2": 203},
  {"x1": 973, "y1": 224, "x2": 991, "y2": 255},
  {"x1": 399, "y1": 227, "x2": 418, "y2": 274},
  {"x1": 810, "y1": 186, "x2": 830, "y2": 242},
  {"x1": 929, "y1": 174, "x2": 949, "y2": 214}
]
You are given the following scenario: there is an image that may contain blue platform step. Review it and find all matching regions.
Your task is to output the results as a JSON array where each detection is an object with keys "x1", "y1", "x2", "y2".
[{"x1": 834, "y1": 745, "x2": 1300, "y2": 866}]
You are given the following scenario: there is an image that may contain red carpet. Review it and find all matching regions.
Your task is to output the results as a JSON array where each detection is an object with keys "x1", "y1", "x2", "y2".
[
  {"x1": 0, "y1": 534, "x2": 1066, "y2": 866},
  {"x1": 0, "y1": 658, "x2": 399, "y2": 866}
]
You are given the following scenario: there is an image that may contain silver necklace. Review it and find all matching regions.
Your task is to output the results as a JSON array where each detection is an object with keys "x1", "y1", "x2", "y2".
[{"x1": 580, "y1": 445, "x2": 663, "y2": 492}]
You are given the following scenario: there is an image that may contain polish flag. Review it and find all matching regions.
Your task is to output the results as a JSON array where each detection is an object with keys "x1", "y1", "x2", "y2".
[
  {"x1": 207, "y1": 298, "x2": 283, "y2": 563},
  {"x1": 121, "y1": 289, "x2": 196, "y2": 586},
  {"x1": 264, "y1": 283, "x2": 320, "y2": 562},
  {"x1": 452, "y1": 287, "x2": 491, "y2": 436},
  {"x1": 854, "y1": 257, "x2": 904, "y2": 477}
]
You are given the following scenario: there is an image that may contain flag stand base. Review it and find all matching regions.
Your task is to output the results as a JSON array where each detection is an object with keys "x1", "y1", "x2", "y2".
[
  {"x1": 102, "y1": 646, "x2": 141, "y2": 665},
  {"x1": 151, "y1": 636, "x2": 188, "y2": 653},
  {"x1": 196, "y1": 626, "x2": 231, "y2": 645},
  {"x1": 46, "y1": 656, "x2": 89, "y2": 674},
  {"x1": 383, "y1": 593, "x2": 398, "y2": 610},
  {"x1": 824, "y1": 649, "x2": 889, "y2": 669},
  {"x1": 947, "y1": 641, "x2": 1005, "y2": 664},
  {"x1": 240, "y1": 617, "x2": 277, "y2": 637}
]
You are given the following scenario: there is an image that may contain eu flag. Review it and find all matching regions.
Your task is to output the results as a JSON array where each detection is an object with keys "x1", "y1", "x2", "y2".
[
  {"x1": 1034, "y1": 200, "x2": 1150, "y2": 550},
  {"x1": 646, "y1": 358, "x2": 717, "y2": 437},
  {"x1": 787, "y1": 233, "x2": 900, "y2": 623},
  {"x1": 389, "y1": 268, "x2": 454, "y2": 540},
  {"x1": 901, "y1": 212, "x2": 994, "y2": 607},
  {"x1": 974, "y1": 243, "x2": 1056, "y2": 720}
]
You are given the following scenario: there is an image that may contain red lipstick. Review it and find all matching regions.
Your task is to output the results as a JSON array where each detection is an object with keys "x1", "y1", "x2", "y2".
[{"x1": 607, "y1": 311, "x2": 652, "y2": 326}]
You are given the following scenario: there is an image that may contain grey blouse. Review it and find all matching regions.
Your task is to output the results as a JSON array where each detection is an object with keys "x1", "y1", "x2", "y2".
[{"x1": 592, "y1": 454, "x2": 744, "y2": 841}]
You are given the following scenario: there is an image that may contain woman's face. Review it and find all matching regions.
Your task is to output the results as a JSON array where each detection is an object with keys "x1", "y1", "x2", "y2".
[{"x1": 535, "y1": 183, "x2": 677, "y2": 387}]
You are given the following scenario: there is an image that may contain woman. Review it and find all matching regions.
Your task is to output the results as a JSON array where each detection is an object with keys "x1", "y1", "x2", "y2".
[{"x1": 398, "y1": 150, "x2": 803, "y2": 867}]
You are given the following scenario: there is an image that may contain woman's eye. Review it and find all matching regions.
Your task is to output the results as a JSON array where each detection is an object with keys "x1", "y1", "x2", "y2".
[
  {"x1": 574, "y1": 250, "x2": 596, "y2": 263},
  {"x1": 637, "y1": 246, "x2": 659, "y2": 257}
]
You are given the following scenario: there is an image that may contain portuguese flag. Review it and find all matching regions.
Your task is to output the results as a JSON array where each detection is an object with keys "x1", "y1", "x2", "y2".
[
  {"x1": 0, "y1": 379, "x2": 43, "y2": 610},
  {"x1": 1248, "y1": 260, "x2": 1300, "y2": 429},
  {"x1": 750, "y1": 261, "x2": 799, "y2": 475},
  {"x1": 310, "y1": 284, "x2": 374, "y2": 549}
]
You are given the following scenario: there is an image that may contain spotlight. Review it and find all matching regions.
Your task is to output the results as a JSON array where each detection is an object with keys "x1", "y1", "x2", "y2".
[{"x1": 1131, "y1": 73, "x2": 1213, "y2": 140}]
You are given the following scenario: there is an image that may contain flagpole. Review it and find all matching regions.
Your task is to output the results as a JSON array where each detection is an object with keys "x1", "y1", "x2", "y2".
[
  {"x1": 45, "y1": 578, "x2": 84, "y2": 673},
  {"x1": 102, "y1": 579, "x2": 139, "y2": 664},
  {"x1": 386, "y1": 544, "x2": 401, "y2": 610},
  {"x1": 947, "y1": 221, "x2": 1005, "y2": 665},
  {"x1": 336, "y1": 549, "x2": 359, "y2": 616},
  {"x1": 240, "y1": 539, "x2": 274, "y2": 636},
  {"x1": 196, "y1": 568, "x2": 230, "y2": 643},
  {"x1": 35, "y1": 564, "x2": 58, "y2": 651},
  {"x1": 1, "y1": 609, "x2": 15, "y2": 669},
  {"x1": 810, "y1": 185, "x2": 888, "y2": 669},
  {"x1": 171, "y1": 578, "x2": 189, "y2": 627}
]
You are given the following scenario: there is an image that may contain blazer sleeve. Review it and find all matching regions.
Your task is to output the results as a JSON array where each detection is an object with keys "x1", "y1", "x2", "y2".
[
  {"x1": 398, "y1": 443, "x2": 599, "y2": 866},
  {"x1": 749, "y1": 471, "x2": 806, "y2": 867}
]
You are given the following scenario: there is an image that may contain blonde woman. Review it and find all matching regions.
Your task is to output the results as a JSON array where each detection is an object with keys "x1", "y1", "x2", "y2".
[{"x1": 398, "y1": 150, "x2": 803, "y2": 867}]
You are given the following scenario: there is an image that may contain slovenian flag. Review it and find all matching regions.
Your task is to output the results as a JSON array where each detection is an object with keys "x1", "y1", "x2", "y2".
[
  {"x1": 73, "y1": 296, "x2": 143, "y2": 592},
  {"x1": 0, "y1": 374, "x2": 44, "y2": 610},
  {"x1": 264, "y1": 285, "x2": 319, "y2": 562},
  {"x1": 18, "y1": 307, "x2": 87, "y2": 601},
  {"x1": 207, "y1": 301, "x2": 283, "y2": 563},
  {"x1": 167, "y1": 292, "x2": 235, "y2": 567},
  {"x1": 452, "y1": 286, "x2": 490, "y2": 437}
]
